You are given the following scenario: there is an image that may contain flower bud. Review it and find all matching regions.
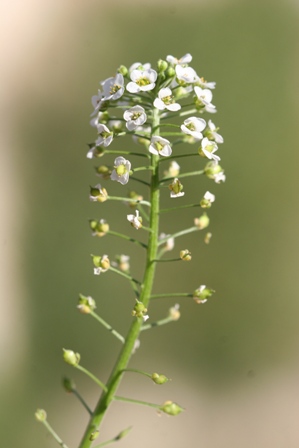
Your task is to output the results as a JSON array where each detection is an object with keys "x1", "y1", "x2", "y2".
[
  {"x1": 77, "y1": 294, "x2": 96, "y2": 314},
  {"x1": 35, "y1": 409, "x2": 47, "y2": 422},
  {"x1": 89, "y1": 184, "x2": 108, "y2": 203},
  {"x1": 92, "y1": 254, "x2": 110, "y2": 274},
  {"x1": 113, "y1": 255, "x2": 130, "y2": 273},
  {"x1": 169, "y1": 178, "x2": 184, "y2": 198},
  {"x1": 151, "y1": 373, "x2": 169, "y2": 385},
  {"x1": 89, "y1": 219, "x2": 109, "y2": 237},
  {"x1": 200, "y1": 191, "x2": 215, "y2": 208},
  {"x1": 194, "y1": 213, "x2": 210, "y2": 230},
  {"x1": 89, "y1": 430, "x2": 100, "y2": 441},
  {"x1": 169, "y1": 304, "x2": 180, "y2": 321},
  {"x1": 193, "y1": 285, "x2": 215, "y2": 304},
  {"x1": 62, "y1": 376, "x2": 75, "y2": 393},
  {"x1": 164, "y1": 161, "x2": 180, "y2": 178},
  {"x1": 159, "y1": 233, "x2": 174, "y2": 252},
  {"x1": 127, "y1": 191, "x2": 143, "y2": 208},
  {"x1": 63, "y1": 349, "x2": 80, "y2": 366},
  {"x1": 132, "y1": 300, "x2": 148, "y2": 321},
  {"x1": 160, "y1": 400, "x2": 184, "y2": 416},
  {"x1": 166, "y1": 66, "x2": 175, "y2": 78},
  {"x1": 204, "y1": 232, "x2": 212, "y2": 244},
  {"x1": 157, "y1": 59, "x2": 168, "y2": 73},
  {"x1": 95, "y1": 165, "x2": 111, "y2": 180},
  {"x1": 118, "y1": 65, "x2": 128, "y2": 76},
  {"x1": 180, "y1": 249, "x2": 192, "y2": 261},
  {"x1": 115, "y1": 427, "x2": 132, "y2": 441}
]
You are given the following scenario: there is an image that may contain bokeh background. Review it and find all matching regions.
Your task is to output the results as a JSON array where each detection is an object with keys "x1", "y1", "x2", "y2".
[{"x1": 2, "y1": 0, "x2": 299, "y2": 446}]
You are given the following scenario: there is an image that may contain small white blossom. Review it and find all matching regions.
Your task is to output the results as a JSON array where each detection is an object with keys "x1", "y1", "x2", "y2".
[
  {"x1": 126, "y1": 69, "x2": 157, "y2": 93},
  {"x1": 89, "y1": 184, "x2": 108, "y2": 202},
  {"x1": 110, "y1": 156, "x2": 131, "y2": 185},
  {"x1": 166, "y1": 53, "x2": 192, "y2": 65},
  {"x1": 197, "y1": 77, "x2": 216, "y2": 89},
  {"x1": 204, "y1": 191, "x2": 215, "y2": 201},
  {"x1": 159, "y1": 233, "x2": 175, "y2": 251},
  {"x1": 102, "y1": 73, "x2": 124, "y2": 101},
  {"x1": 154, "y1": 88, "x2": 181, "y2": 112},
  {"x1": 149, "y1": 136, "x2": 172, "y2": 157},
  {"x1": 175, "y1": 65, "x2": 198, "y2": 84},
  {"x1": 169, "y1": 178, "x2": 185, "y2": 198},
  {"x1": 200, "y1": 137, "x2": 220, "y2": 162},
  {"x1": 181, "y1": 117, "x2": 206, "y2": 140},
  {"x1": 86, "y1": 146, "x2": 96, "y2": 159},
  {"x1": 129, "y1": 62, "x2": 151, "y2": 73},
  {"x1": 93, "y1": 254, "x2": 110, "y2": 275},
  {"x1": 127, "y1": 210, "x2": 142, "y2": 229},
  {"x1": 91, "y1": 90, "x2": 105, "y2": 116},
  {"x1": 194, "y1": 86, "x2": 216, "y2": 112},
  {"x1": 124, "y1": 106, "x2": 147, "y2": 131},
  {"x1": 214, "y1": 171, "x2": 226, "y2": 183},
  {"x1": 206, "y1": 120, "x2": 224, "y2": 143},
  {"x1": 96, "y1": 124, "x2": 113, "y2": 147},
  {"x1": 164, "y1": 161, "x2": 180, "y2": 178}
]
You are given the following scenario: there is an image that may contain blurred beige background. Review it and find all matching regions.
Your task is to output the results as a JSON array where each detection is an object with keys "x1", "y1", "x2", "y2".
[{"x1": 1, "y1": 0, "x2": 299, "y2": 447}]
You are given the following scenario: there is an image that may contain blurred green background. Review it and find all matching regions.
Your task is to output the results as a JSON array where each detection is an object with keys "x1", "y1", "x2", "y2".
[{"x1": 2, "y1": 0, "x2": 299, "y2": 447}]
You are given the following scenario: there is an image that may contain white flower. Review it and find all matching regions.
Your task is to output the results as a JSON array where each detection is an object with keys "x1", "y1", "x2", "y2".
[
  {"x1": 181, "y1": 117, "x2": 206, "y2": 140},
  {"x1": 110, "y1": 156, "x2": 131, "y2": 185},
  {"x1": 126, "y1": 69, "x2": 157, "y2": 93},
  {"x1": 164, "y1": 160, "x2": 180, "y2": 178},
  {"x1": 175, "y1": 64, "x2": 198, "y2": 84},
  {"x1": 86, "y1": 146, "x2": 96, "y2": 159},
  {"x1": 206, "y1": 120, "x2": 224, "y2": 143},
  {"x1": 154, "y1": 87, "x2": 181, "y2": 112},
  {"x1": 101, "y1": 73, "x2": 124, "y2": 101},
  {"x1": 91, "y1": 90, "x2": 104, "y2": 116},
  {"x1": 127, "y1": 210, "x2": 142, "y2": 229},
  {"x1": 96, "y1": 124, "x2": 113, "y2": 147},
  {"x1": 129, "y1": 62, "x2": 151, "y2": 73},
  {"x1": 159, "y1": 233, "x2": 175, "y2": 251},
  {"x1": 89, "y1": 184, "x2": 108, "y2": 202},
  {"x1": 169, "y1": 178, "x2": 185, "y2": 198},
  {"x1": 204, "y1": 191, "x2": 215, "y2": 203},
  {"x1": 194, "y1": 86, "x2": 216, "y2": 112},
  {"x1": 166, "y1": 53, "x2": 192, "y2": 65},
  {"x1": 214, "y1": 171, "x2": 226, "y2": 183},
  {"x1": 94, "y1": 254, "x2": 110, "y2": 275},
  {"x1": 200, "y1": 137, "x2": 220, "y2": 162},
  {"x1": 197, "y1": 77, "x2": 216, "y2": 89},
  {"x1": 124, "y1": 106, "x2": 147, "y2": 131},
  {"x1": 149, "y1": 136, "x2": 172, "y2": 157}
]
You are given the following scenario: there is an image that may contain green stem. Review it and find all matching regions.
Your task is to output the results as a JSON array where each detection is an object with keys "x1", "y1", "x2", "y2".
[
  {"x1": 107, "y1": 230, "x2": 147, "y2": 249},
  {"x1": 41, "y1": 419, "x2": 69, "y2": 448},
  {"x1": 113, "y1": 395, "x2": 160, "y2": 409},
  {"x1": 160, "y1": 170, "x2": 204, "y2": 184},
  {"x1": 129, "y1": 176, "x2": 150, "y2": 187},
  {"x1": 141, "y1": 315, "x2": 174, "y2": 331},
  {"x1": 150, "y1": 292, "x2": 193, "y2": 300},
  {"x1": 152, "y1": 258, "x2": 181, "y2": 262},
  {"x1": 105, "y1": 150, "x2": 150, "y2": 159},
  {"x1": 109, "y1": 266, "x2": 141, "y2": 285},
  {"x1": 160, "y1": 204, "x2": 200, "y2": 213},
  {"x1": 73, "y1": 389, "x2": 93, "y2": 415},
  {"x1": 90, "y1": 310, "x2": 125, "y2": 344},
  {"x1": 122, "y1": 368, "x2": 152, "y2": 378},
  {"x1": 158, "y1": 152, "x2": 198, "y2": 162},
  {"x1": 107, "y1": 196, "x2": 151, "y2": 207},
  {"x1": 76, "y1": 365, "x2": 107, "y2": 392},
  {"x1": 157, "y1": 227, "x2": 198, "y2": 244},
  {"x1": 78, "y1": 107, "x2": 161, "y2": 448}
]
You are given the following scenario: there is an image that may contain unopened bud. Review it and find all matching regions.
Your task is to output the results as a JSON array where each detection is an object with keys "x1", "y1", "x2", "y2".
[
  {"x1": 160, "y1": 400, "x2": 184, "y2": 416},
  {"x1": 132, "y1": 300, "x2": 148, "y2": 321},
  {"x1": 62, "y1": 376, "x2": 75, "y2": 393},
  {"x1": 169, "y1": 304, "x2": 180, "y2": 321},
  {"x1": 151, "y1": 373, "x2": 169, "y2": 385},
  {"x1": 35, "y1": 409, "x2": 47, "y2": 422},
  {"x1": 180, "y1": 249, "x2": 192, "y2": 261},
  {"x1": 194, "y1": 213, "x2": 210, "y2": 230},
  {"x1": 63, "y1": 349, "x2": 80, "y2": 366},
  {"x1": 193, "y1": 285, "x2": 215, "y2": 304},
  {"x1": 77, "y1": 294, "x2": 96, "y2": 314},
  {"x1": 118, "y1": 65, "x2": 128, "y2": 76},
  {"x1": 115, "y1": 426, "x2": 132, "y2": 441},
  {"x1": 95, "y1": 165, "x2": 111, "y2": 179},
  {"x1": 157, "y1": 59, "x2": 168, "y2": 73},
  {"x1": 204, "y1": 232, "x2": 212, "y2": 244}
]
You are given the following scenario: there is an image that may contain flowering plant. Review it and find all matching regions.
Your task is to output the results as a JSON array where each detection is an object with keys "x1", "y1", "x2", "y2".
[{"x1": 36, "y1": 53, "x2": 225, "y2": 448}]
